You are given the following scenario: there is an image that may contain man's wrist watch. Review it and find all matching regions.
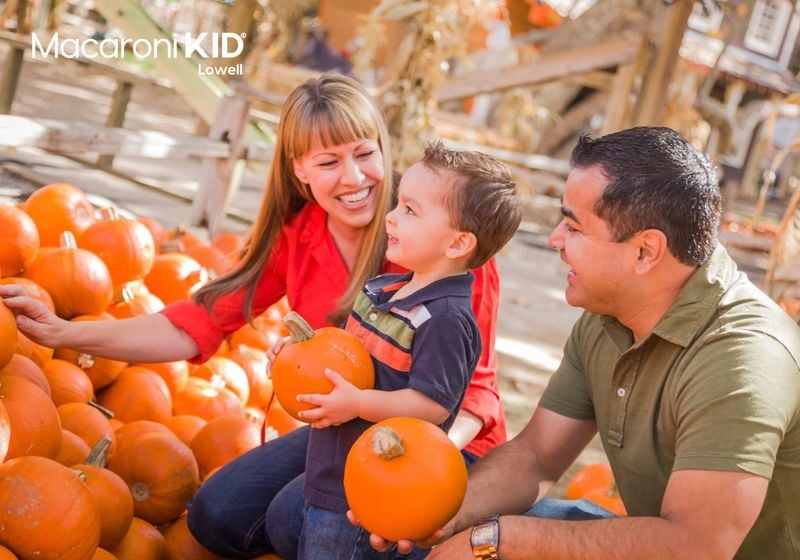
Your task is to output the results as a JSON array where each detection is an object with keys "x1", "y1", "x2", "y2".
[{"x1": 470, "y1": 514, "x2": 500, "y2": 559}]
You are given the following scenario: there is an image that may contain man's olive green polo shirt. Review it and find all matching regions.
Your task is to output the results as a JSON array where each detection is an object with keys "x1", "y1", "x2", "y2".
[{"x1": 539, "y1": 245, "x2": 800, "y2": 559}]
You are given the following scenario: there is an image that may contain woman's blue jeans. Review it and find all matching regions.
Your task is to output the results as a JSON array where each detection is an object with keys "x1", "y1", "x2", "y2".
[{"x1": 187, "y1": 425, "x2": 310, "y2": 558}]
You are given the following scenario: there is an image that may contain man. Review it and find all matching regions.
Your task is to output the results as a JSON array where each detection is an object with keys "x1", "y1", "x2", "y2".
[{"x1": 362, "y1": 127, "x2": 800, "y2": 559}]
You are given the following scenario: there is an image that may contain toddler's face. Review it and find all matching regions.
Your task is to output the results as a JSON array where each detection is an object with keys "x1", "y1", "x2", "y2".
[{"x1": 385, "y1": 163, "x2": 460, "y2": 273}]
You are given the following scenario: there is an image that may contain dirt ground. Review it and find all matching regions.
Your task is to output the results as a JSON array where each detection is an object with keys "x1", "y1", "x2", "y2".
[{"x1": 1, "y1": 42, "x2": 774, "y2": 492}]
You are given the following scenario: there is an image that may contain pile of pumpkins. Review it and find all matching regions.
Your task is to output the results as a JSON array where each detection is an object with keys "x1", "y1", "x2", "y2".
[{"x1": 0, "y1": 182, "x2": 299, "y2": 560}]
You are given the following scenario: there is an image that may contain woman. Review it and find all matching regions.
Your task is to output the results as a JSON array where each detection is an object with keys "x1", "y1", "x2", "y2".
[{"x1": 0, "y1": 74, "x2": 506, "y2": 559}]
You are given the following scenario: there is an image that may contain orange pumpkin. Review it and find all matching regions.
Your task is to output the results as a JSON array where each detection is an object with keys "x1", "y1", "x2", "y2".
[
  {"x1": 137, "y1": 216, "x2": 166, "y2": 254},
  {"x1": 41, "y1": 358, "x2": 95, "y2": 406},
  {"x1": 192, "y1": 356, "x2": 250, "y2": 405},
  {"x1": 80, "y1": 207, "x2": 156, "y2": 289},
  {"x1": 190, "y1": 414, "x2": 261, "y2": 478},
  {"x1": 57, "y1": 401, "x2": 115, "y2": 451},
  {"x1": 24, "y1": 231, "x2": 113, "y2": 319},
  {"x1": 13, "y1": 330, "x2": 54, "y2": 368},
  {"x1": 0, "y1": 205, "x2": 39, "y2": 276},
  {"x1": 143, "y1": 253, "x2": 208, "y2": 305},
  {"x1": 527, "y1": 0, "x2": 561, "y2": 27},
  {"x1": 344, "y1": 417, "x2": 467, "y2": 541},
  {"x1": 172, "y1": 377, "x2": 244, "y2": 421},
  {"x1": 163, "y1": 515, "x2": 223, "y2": 560},
  {"x1": 97, "y1": 367, "x2": 172, "y2": 424},
  {"x1": 55, "y1": 315, "x2": 128, "y2": 390},
  {"x1": 106, "y1": 286, "x2": 164, "y2": 320},
  {"x1": 211, "y1": 231, "x2": 245, "y2": 255},
  {"x1": 271, "y1": 311, "x2": 374, "y2": 420},
  {"x1": 55, "y1": 428, "x2": 91, "y2": 465},
  {"x1": 167, "y1": 414, "x2": 207, "y2": 447},
  {"x1": 74, "y1": 436, "x2": 136, "y2": 550},
  {"x1": 185, "y1": 243, "x2": 230, "y2": 276},
  {"x1": 0, "y1": 353, "x2": 50, "y2": 395},
  {"x1": 107, "y1": 433, "x2": 199, "y2": 525},
  {"x1": 0, "y1": 300, "x2": 17, "y2": 369},
  {"x1": 92, "y1": 548, "x2": 118, "y2": 560},
  {"x1": 0, "y1": 455, "x2": 101, "y2": 559},
  {"x1": 111, "y1": 420, "x2": 174, "y2": 458},
  {"x1": 23, "y1": 182, "x2": 95, "y2": 247},
  {"x1": 566, "y1": 462, "x2": 626, "y2": 516},
  {"x1": 226, "y1": 345, "x2": 273, "y2": 409},
  {"x1": 0, "y1": 544, "x2": 16, "y2": 559},
  {"x1": 0, "y1": 374, "x2": 62, "y2": 459},
  {"x1": 132, "y1": 360, "x2": 189, "y2": 398},
  {"x1": 0, "y1": 276, "x2": 56, "y2": 312},
  {"x1": 0, "y1": 401, "x2": 9, "y2": 464},
  {"x1": 565, "y1": 462, "x2": 613, "y2": 500},
  {"x1": 228, "y1": 321, "x2": 281, "y2": 353},
  {"x1": 265, "y1": 398, "x2": 304, "y2": 436},
  {"x1": 108, "y1": 517, "x2": 167, "y2": 560}
]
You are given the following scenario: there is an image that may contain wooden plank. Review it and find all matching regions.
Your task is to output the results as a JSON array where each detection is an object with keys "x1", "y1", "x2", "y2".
[
  {"x1": 437, "y1": 35, "x2": 642, "y2": 102},
  {"x1": 98, "y1": 80, "x2": 133, "y2": 168},
  {"x1": 601, "y1": 61, "x2": 638, "y2": 135},
  {"x1": 191, "y1": 94, "x2": 251, "y2": 236},
  {"x1": 442, "y1": 139, "x2": 571, "y2": 176},
  {"x1": 0, "y1": 45, "x2": 24, "y2": 114},
  {"x1": 633, "y1": 0, "x2": 694, "y2": 125},
  {"x1": 0, "y1": 115, "x2": 232, "y2": 158}
]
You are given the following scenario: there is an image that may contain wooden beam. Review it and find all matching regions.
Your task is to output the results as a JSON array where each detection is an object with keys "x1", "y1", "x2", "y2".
[
  {"x1": 437, "y1": 34, "x2": 642, "y2": 102},
  {"x1": 191, "y1": 94, "x2": 251, "y2": 236},
  {"x1": 98, "y1": 80, "x2": 134, "y2": 168},
  {"x1": 0, "y1": 45, "x2": 24, "y2": 114},
  {"x1": 442, "y1": 139, "x2": 571, "y2": 176},
  {"x1": 0, "y1": 115, "x2": 232, "y2": 158},
  {"x1": 633, "y1": 0, "x2": 694, "y2": 125}
]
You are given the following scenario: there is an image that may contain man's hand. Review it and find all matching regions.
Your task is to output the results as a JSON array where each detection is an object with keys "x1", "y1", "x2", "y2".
[
  {"x1": 0, "y1": 283, "x2": 68, "y2": 346},
  {"x1": 345, "y1": 510, "x2": 450, "y2": 555},
  {"x1": 296, "y1": 368, "x2": 361, "y2": 428}
]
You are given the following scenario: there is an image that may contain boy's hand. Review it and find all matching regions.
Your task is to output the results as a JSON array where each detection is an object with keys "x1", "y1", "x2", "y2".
[
  {"x1": 296, "y1": 368, "x2": 361, "y2": 428},
  {"x1": 345, "y1": 510, "x2": 449, "y2": 554},
  {"x1": 265, "y1": 336, "x2": 290, "y2": 378}
]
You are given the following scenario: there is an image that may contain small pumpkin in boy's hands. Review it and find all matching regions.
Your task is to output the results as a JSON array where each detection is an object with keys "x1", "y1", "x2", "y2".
[
  {"x1": 344, "y1": 417, "x2": 467, "y2": 542},
  {"x1": 270, "y1": 311, "x2": 374, "y2": 421}
]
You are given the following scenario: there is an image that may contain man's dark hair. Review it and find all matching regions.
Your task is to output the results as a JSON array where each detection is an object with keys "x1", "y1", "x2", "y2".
[
  {"x1": 422, "y1": 141, "x2": 522, "y2": 269},
  {"x1": 570, "y1": 127, "x2": 721, "y2": 266}
]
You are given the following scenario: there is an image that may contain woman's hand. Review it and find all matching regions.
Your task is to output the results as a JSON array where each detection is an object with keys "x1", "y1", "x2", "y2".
[
  {"x1": 0, "y1": 283, "x2": 69, "y2": 347},
  {"x1": 295, "y1": 368, "x2": 360, "y2": 428},
  {"x1": 345, "y1": 510, "x2": 451, "y2": 555},
  {"x1": 265, "y1": 336, "x2": 290, "y2": 378}
]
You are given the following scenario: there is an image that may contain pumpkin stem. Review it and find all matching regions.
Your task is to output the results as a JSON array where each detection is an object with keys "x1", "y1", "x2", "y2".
[
  {"x1": 59, "y1": 231, "x2": 78, "y2": 249},
  {"x1": 88, "y1": 400, "x2": 115, "y2": 419},
  {"x1": 371, "y1": 426, "x2": 405, "y2": 460},
  {"x1": 100, "y1": 206, "x2": 120, "y2": 221},
  {"x1": 86, "y1": 434, "x2": 113, "y2": 467},
  {"x1": 282, "y1": 311, "x2": 315, "y2": 343},
  {"x1": 77, "y1": 352, "x2": 96, "y2": 369}
]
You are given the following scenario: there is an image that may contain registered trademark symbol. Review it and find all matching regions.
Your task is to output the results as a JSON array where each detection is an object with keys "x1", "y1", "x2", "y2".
[{"x1": 240, "y1": 33, "x2": 246, "y2": 38}]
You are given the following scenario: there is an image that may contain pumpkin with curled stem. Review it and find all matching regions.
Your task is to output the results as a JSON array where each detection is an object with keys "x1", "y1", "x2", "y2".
[
  {"x1": 270, "y1": 311, "x2": 374, "y2": 421},
  {"x1": 344, "y1": 417, "x2": 467, "y2": 542}
]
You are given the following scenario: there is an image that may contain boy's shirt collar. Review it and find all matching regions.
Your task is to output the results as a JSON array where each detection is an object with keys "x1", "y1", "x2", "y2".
[{"x1": 365, "y1": 271, "x2": 475, "y2": 312}]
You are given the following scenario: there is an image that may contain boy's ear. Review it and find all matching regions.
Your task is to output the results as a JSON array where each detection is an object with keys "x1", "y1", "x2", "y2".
[
  {"x1": 293, "y1": 159, "x2": 309, "y2": 184},
  {"x1": 446, "y1": 231, "x2": 477, "y2": 261}
]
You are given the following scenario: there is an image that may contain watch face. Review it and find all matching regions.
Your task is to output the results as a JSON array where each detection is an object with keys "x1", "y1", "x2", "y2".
[{"x1": 471, "y1": 522, "x2": 498, "y2": 546}]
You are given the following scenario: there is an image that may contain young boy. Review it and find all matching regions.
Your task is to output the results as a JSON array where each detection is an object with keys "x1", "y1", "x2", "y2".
[{"x1": 277, "y1": 140, "x2": 522, "y2": 560}]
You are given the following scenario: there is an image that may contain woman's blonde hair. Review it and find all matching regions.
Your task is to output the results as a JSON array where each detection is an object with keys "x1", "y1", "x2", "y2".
[{"x1": 193, "y1": 73, "x2": 394, "y2": 326}]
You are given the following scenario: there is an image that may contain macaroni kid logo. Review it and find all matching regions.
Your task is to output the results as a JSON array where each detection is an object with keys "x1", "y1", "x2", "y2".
[{"x1": 31, "y1": 32, "x2": 246, "y2": 76}]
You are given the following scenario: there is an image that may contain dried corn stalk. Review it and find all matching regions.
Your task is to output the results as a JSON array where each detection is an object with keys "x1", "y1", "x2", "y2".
[
  {"x1": 355, "y1": 0, "x2": 504, "y2": 169},
  {"x1": 245, "y1": 0, "x2": 319, "y2": 74}
]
